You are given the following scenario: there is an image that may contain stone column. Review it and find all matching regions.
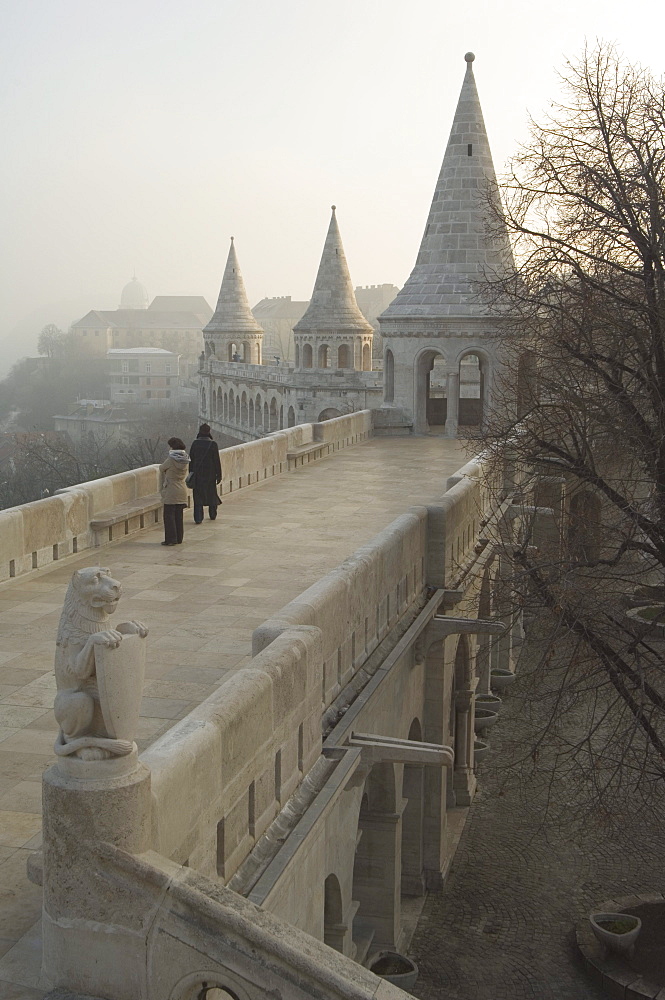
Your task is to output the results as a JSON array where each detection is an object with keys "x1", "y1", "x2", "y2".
[
  {"x1": 444, "y1": 371, "x2": 459, "y2": 437},
  {"x1": 452, "y1": 689, "x2": 476, "y2": 805},
  {"x1": 42, "y1": 755, "x2": 152, "y2": 998}
]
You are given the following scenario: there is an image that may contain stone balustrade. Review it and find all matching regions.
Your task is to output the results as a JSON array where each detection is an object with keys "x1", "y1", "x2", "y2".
[{"x1": 0, "y1": 410, "x2": 373, "y2": 584}]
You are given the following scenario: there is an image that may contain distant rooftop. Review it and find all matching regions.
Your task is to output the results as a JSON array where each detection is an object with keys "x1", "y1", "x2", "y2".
[{"x1": 107, "y1": 347, "x2": 176, "y2": 355}]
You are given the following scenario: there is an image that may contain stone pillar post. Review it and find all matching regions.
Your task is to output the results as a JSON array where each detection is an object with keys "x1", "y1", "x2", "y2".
[
  {"x1": 42, "y1": 755, "x2": 152, "y2": 998},
  {"x1": 445, "y1": 371, "x2": 459, "y2": 437},
  {"x1": 353, "y1": 808, "x2": 402, "y2": 951},
  {"x1": 452, "y1": 689, "x2": 476, "y2": 805}
]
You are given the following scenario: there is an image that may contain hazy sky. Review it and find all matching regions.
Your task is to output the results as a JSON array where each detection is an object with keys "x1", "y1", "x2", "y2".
[{"x1": 1, "y1": 0, "x2": 663, "y2": 372}]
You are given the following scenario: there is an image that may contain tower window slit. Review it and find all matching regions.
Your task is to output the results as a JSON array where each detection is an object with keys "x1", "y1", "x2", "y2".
[{"x1": 468, "y1": 143, "x2": 473, "y2": 156}]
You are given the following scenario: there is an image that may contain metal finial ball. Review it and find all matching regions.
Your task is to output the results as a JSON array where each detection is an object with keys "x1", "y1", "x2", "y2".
[
  {"x1": 465, "y1": 52, "x2": 475, "y2": 63},
  {"x1": 331, "y1": 204, "x2": 336, "y2": 211}
]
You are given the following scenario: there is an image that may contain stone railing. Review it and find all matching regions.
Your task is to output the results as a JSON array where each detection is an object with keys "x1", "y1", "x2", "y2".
[
  {"x1": 141, "y1": 456, "x2": 485, "y2": 884},
  {"x1": 0, "y1": 411, "x2": 373, "y2": 584}
]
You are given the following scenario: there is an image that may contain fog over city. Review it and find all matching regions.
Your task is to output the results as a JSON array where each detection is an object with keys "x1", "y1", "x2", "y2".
[{"x1": 0, "y1": 0, "x2": 662, "y2": 375}]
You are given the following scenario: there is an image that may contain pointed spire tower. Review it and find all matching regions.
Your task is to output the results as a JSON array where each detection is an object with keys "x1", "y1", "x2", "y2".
[
  {"x1": 378, "y1": 54, "x2": 515, "y2": 435},
  {"x1": 382, "y1": 52, "x2": 514, "y2": 321},
  {"x1": 294, "y1": 207, "x2": 374, "y2": 371},
  {"x1": 203, "y1": 238, "x2": 264, "y2": 363}
]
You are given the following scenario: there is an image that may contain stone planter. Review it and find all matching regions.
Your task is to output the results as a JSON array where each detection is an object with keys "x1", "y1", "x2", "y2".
[
  {"x1": 473, "y1": 738, "x2": 490, "y2": 762},
  {"x1": 369, "y1": 951, "x2": 419, "y2": 990},
  {"x1": 475, "y1": 693, "x2": 502, "y2": 711},
  {"x1": 490, "y1": 668, "x2": 516, "y2": 692},
  {"x1": 474, "y1": 708, "x2": 499, "y2": 733},
  {"x1": 626, "y1": 605, "x2": 665, "y2": 636},
  {"x1": 589, "y1": 912, "x2": 642, "y2": 955}
]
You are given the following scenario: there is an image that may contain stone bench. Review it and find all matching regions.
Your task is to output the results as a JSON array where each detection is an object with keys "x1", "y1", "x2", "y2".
[
  {"x1": 286, "y1": 442, "x2": 330, "y2": 470},
  {"x1": 90, "y1": 493, "x2": 165, "y2": 546}
]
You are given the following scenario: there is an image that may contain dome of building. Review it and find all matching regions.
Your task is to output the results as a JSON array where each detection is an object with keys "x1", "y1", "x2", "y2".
[{"x1": 119, "y1": 276, "x2": 149, "y2": 310}]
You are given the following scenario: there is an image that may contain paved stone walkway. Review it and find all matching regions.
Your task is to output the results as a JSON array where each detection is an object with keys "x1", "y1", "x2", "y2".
[
  {"x1": 0, "y1": 435, "x2": 465, "y2": 998},
  {"x1": 409, "y1": 669, "x2": 664, "y2": 1000}
]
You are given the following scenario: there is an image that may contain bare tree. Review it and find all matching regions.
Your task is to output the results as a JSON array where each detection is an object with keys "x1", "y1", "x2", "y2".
[{"x1": 478, "y1": 45, "x2": 665, "y2": 816}]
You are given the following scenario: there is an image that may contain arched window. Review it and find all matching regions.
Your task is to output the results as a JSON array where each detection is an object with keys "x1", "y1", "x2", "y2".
[
  {"x1": 235, "y1": 396, "x2": 240, "y2": 424},
  {"x1": 223, "y1": 392, "x2": 228, "y2": 420},
  {"x1": 287, "y1": 406, "x2": 296, "y2": 427},
  {"x1": 201, "y1": 387, "x2": 207, "y2": 414},
  {"x1": 362, "y1": 343, "x2": 371, "y2": 371},
  {"x1": 249, "y1": 398, "x2": 254, "y2": 429},
  {"x1": 384, "y1": 349, "x2": 395, "y2": 403},
  {"x1": 338, "y1": 344, "x2": 351, "y2": 368},
  {"x1": 295, "y1": 344, "x2": 300, "y2": 368},
  {"x1": 269, "y1": 398, "x2": 278, "y2": 431},
  {"x1": 241, "y1": 392, "x2": 248, "y2": 426},
  {"x1": 318, "y1": 344, "x2": 330, "y2": 368},
  {"x1": 255, "y1": 394, "x2": 262, "y2": 427},
  {"x1": 242, "y1": 342, "x2": 250, "y2": 362},
  {"x1": 302, "y1": 343, "x2": 313, "y2": 368},
  {"x1": 568, "y1": 491, "x2": 601, "y2": 562},
  {"x1": 458, "y1": 353, "x2": 483, "y2": 428},
  {"x1": 323, "y1": 874, "x2": 344, "y2": 952}
]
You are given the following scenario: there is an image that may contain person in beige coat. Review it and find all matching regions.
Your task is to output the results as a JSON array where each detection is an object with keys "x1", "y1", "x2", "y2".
[{"x1": 159, "y1": 437, "x2": 190, "y2": 545}]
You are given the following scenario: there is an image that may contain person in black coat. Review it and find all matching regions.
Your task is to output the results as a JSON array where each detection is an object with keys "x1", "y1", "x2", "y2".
[{"x1": 189, "y1": 423, "x2": 222, "y2": 523}]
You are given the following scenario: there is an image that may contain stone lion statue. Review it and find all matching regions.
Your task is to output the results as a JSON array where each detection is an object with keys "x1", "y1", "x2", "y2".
[{"x1": 53, "y1": 567, "x2": 148, "y2": 761}]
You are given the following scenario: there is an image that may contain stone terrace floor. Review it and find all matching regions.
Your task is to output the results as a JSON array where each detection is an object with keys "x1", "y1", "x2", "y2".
[{"x1": 0, "y1": 434, "x2": 465, "y2": 999}]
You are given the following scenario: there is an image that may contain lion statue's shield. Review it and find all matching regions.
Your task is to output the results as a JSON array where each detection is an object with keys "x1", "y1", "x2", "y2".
[{"x1": 95, "y1": 632, "x2": 147, "y2": 741}]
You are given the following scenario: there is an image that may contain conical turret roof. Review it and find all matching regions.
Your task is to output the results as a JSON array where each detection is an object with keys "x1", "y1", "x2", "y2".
[
  {"x1": 381, "y1": 53, "x2": 514, "y2": 320},
  {"x1": 204, "y1": 238, "x2": 263, "y2": 335},
  {"x1": 294, "y1": 207, "x2": 374, "y2": 334}
]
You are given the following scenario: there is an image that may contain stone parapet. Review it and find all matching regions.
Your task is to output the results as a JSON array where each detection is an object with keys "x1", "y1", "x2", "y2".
[{"x1": 0, "y1": 411, "x2": 374, "y2": 584}]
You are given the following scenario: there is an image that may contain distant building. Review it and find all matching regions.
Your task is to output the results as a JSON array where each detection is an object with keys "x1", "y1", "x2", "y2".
[
  {"x1": 251, "y1": 297, "x2": 308, "y2": 363},
  {"x1": 107, "y1": 348, "x2": 180, "y2": 405},
  {"x1": 53, "y1": 403, "x2": 138, "y2": 446},
  {"x1": 71, "y1": 280, "x2": 212, "y2": 360}
]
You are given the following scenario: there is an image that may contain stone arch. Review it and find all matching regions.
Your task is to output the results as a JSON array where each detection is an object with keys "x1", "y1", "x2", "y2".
[
  {"x1": 223, "y1": 392, "x2": 228, "y2": 421},
  {"x1": 457, "y1": 350, "x2": 488, "y2": 429},
  {"x1": 287, "y1": 406, "x2": 295, "y2": 427},
  {"x1": 269, "y1": 397, "x2": 278, "y2": 432},
  {"x1": 318, "y1": 343, "x2": 330, "y2": 368},
  {"x1": 279, "y1": 404, "x2": 284, "y2": 429},
  {"x1": 323, "y1": 873, "x2": 344, "y2": 952},
  {"x1": 302, "y1": 343, "x2": 313, "y2": 369},
  {"x1": 241, "y1": 391, "x2": 248, "y2": 427},
  {"x1": 216, "y1": 388, "x2": 223, "y2": 422},
  {"x1": 248, "y1": 397, "x2": 254, "y2": 430},
  {"x1": 171, "y1": 974, "x2": 246, "y2": 1000},
  {"x1": 211, "y1": 388, "x2": 217, "y2": 420},
  {"x1": 318, "y1": 407, "x2": 342, "y2": 422},
  {"x1": 255, "y1": 393, "x2": 263, "y2": 429},
  {"x1": 401, "y1": 717, "x2": 425, "y2": 897},
  {"x1": 200, "y1": 387, "x2": 207, "y2": 415},
  {"x1": 295, "y1": 344, "x2": 300, "y2": 368},
  {"x1": 235, "y1": 395, "x2": 240, "y2": 424},
  {"x1": 362, "y1": 342, "x2": 371, "y2": 371},
  {"x1": 384, "y1": 348, "x2": 395, "y2": 403},
  {"x1": 228, "y1": 342, "x2": 238, "y2": 362},
  {"x1": 228, "y1": 389, "x2": 234, "y2": 423},
  {"x1": 264, "y1": 401, "x2": 269, "y2": 428},
  {"x1": 352, "y1": 762, "x2": 400, "y2": 956},
  {"x1": 205, "y1": 340, "x2": 214, "y2": 357},
  {"x1": 338, "y1": 343, "x2": 351, "y2": 368},
  {"x1": 568, "y1": 490, "x2": 601, "y2": 562},
  {"x1": 415, "y1": 348, "x2": 447, "y2": 434},
  {"x1": 242, "y1": 342, "x2": 250, "y2": 362}
]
